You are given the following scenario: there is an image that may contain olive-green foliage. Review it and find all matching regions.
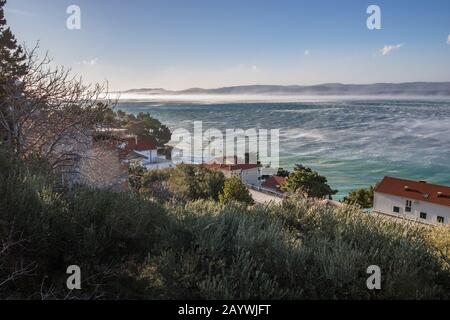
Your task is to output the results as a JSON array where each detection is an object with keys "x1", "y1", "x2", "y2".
[
  {"x1": 0, "y1": 150, "x2": 169, "y2": 299},
  {"x1": 128, "y1": 165, "x2": 146, "y2": 193},
  {"x1": 282, "y1": 164, "x2": 338, "y2": 199},
  {"x1": 219, "y1": 176, "x2": 254, "y2": 205},
  {"x1": 167, "y1": 164, "x2": 225, "y2": 202},
  {"x1": 126, "y1": 112, "x2": 172, "y2": 147},
  {"x1": 276, "y1": 168, "x2": 290, "y2": 178},
  {"x1": 0, "y1": 0, "x2": 28, "y2": 144},
  {"x1": 343, "y1": 186, "x2": 374, "y2": 209},
  {"x1": 1, "y1": 150, "x2": 449, "y2": 299},
  {"x1": 144, "y1": 198, "x2": 449, "y2": 299},
  {"x1": 139, "y1": 167, "x2": 173, "y2": 202},
  {"x1": 96, "y1": 110, "x2": 172, "y2": 147},
  {"x1": 129, "y1": 164, "x2": 225, "y2": 203}
]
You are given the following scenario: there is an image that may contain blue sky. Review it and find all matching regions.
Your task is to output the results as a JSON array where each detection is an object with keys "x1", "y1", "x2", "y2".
[{"x1": 4, "y1": 0, "x2": 450, "y2": 90}]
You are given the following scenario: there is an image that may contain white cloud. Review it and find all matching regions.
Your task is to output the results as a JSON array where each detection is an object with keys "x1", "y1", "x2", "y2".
[
  {"x1": 226, "y1": 64, "x2": 258, "y2": 73},
  {"x1": 76, "y1": 58, "x2": 99, "y2": 66},
  {"x1": 447, "y1": 34, "x2": 450, "y2": 45},
  {"x1": 84, "y1": 58, "x2": 98, "y2": 66},
  {"x1": 381, "y1": 44, "x2": 403, "y2": 56},
  {"x1": 304, "y1": 50, "x2": 310, "y2": 56}
]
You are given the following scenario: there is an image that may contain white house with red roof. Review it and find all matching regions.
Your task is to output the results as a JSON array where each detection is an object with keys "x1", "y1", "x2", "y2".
[
  {"x1": 373, "y1": 176, "x2": 450, "y2": 225},
  {"x1": 123, "y1": 136, "x2": 158, "y2": 162},
  {"x1": 204, "y1": 156, "x2": 261, "y2": 186},
  {"x1": 261, "y1": 176, "x2": 287, "y2": 195},
  {"x1": 120, "y1": 136, "x2": 175, "y2": 170}
]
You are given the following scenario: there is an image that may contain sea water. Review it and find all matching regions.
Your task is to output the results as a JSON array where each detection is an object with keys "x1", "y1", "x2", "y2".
[{"x1": 117, "y1": 98, "x2": 450, "y2": 199}]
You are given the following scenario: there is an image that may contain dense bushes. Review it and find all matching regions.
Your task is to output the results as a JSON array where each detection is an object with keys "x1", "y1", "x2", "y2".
[
  {"x1": 1, "y1": 153, "x2": 449, "y2": 299},
  {"x1": 342, "y1": 186, "x2": 374, "y2": 208},
  {"x1": 168, "y1": 164, "x2": 225, "y2": 202},
  {"x1": 133, "y1": 164, "x2": 225, "y2": 203},
  {"x1": 281, "y1": 164, "x2": 338, "y2": 199},
  {"x1": 0, "y1": 152, "x2": 170, "y2": 299},
  {"x1": 141, "y1": 199, "x2": 449, "y2": 299},
  {"x1": 219, "y1": 177, "x2": 254, "y2": 205}
]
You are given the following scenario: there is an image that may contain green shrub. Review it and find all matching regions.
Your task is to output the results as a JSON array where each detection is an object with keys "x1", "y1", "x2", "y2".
[
  {"x1": 282, "y1": 164, "x2": 338, "y2": 199},
  {"x1": 1, "y1": 150, "x2": 449, "y2": 299},
  {"x1": 219, "y1": 176, "x2": 254, "y2": 205},
  {"x1": 0, "y1": 152, "x2": 170, "y2": 299},
  {"x1": 342, "y1": 186, "x2": 374, "y2": 208},
  {"x1": 167, "y1": 164, "x2": 225, "y2": 201},
  {"x1": 142, "y1": 198, "x2": 450, "y2": 299}
]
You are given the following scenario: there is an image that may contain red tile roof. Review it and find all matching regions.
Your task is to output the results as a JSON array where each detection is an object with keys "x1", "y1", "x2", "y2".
[
  {"x1": 125, "y1": 136, "x2": 157, "y2": 152},
  {"x1": 206, "y1": 156, "x2": 237, "y2": 165},
  {"x1": 119, "y1": 136, "x2": 157, "y2": 159},
  {"x1": 374, "y1": 176, "x2": 450, "y2": 207},
  {"x1": 203, "y1": 163, "x2": 259, "y2": 171},
  {"x1": 262, "y1": 176, "x2": 287, "y2": 192}
]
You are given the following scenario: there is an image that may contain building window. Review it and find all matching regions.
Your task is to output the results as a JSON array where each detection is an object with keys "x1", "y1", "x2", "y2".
[
  {"x1": 393, "y1": 206, "x2": 400, "y2": 213},
  {"x1": 405, "y1": 200, "x2": 412, "y2": 212},
  {"x1": 420, "y1": 212, "x2": 427, "y2": 220},
  {"x1": 437, "y1": 216, "x2": 445, "y2": 224}
]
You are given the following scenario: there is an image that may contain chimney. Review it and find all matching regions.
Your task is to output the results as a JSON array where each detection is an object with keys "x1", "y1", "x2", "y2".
[
  {"x1": 245, "y1": 153, "x2": 250, "y2": 165},
  {"x1": 234, "y1": 155, "x2": 238, "y2": 165}
]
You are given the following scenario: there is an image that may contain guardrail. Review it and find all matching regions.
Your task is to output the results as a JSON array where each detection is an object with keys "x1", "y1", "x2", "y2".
[{"x1": 245, "y1": 183, "x2": 284, "y2": 198}]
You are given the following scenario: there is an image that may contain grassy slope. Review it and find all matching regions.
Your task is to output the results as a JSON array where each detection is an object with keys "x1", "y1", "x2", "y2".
[{"x1": 0, "y1": 153, "x2": 449, "y2": 299}]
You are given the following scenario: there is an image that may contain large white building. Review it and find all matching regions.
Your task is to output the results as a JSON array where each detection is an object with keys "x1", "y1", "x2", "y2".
[{"x1": 373, "y1": 176, "x2": 450, "y2": 226}]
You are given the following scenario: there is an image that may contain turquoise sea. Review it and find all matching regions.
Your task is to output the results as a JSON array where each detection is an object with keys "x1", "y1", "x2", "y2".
[{"x1": 117, "y1": 98, "x2": 450, "y2": 199}]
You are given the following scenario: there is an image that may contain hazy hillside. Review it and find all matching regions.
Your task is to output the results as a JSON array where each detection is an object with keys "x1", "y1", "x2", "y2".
[{"x1": 123, "y1": 82, "x2": 450, "y2": 96}]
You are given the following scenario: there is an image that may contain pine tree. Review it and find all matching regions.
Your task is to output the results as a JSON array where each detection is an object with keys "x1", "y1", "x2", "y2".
[
  {"x1": 0, "y1": 0, "x2": 28, "y2": 146},
  {"x1": 0, "y1": 0, "x2": 27, "y2": 79},
  {"x1": 281, "y1": 164, "x2": 338, "y2": 199},
  {"x1": 343, "y1": 186, "x2": 374, "y2": 209}
]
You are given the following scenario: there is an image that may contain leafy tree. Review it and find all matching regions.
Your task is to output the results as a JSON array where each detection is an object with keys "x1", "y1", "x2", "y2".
[
  {"x1": 281, "y1": 164, "x2": 337, "y2": 199},
  {"x1": 126, "y1": 112, "x2": 171, "y2": 147},
  {"x1": 343, "y1": 186, "x2": 374, "y2": 209},
  {"x1": 0, "y1": 0, "x2": 110, "y2": 168},
  {"x1": 200, "y1": 169, "x2": 226, "y2": 201},
  {"x1": 168, "y1": 164, "x2": 225, "y2": 201},
  {"x1": 219, "y1": 176, "x2": 254, "y2": 205},
  {"x1": 94, "y1": 104, "x2": 120, "y2": 127},
  {"x1": 139, "y1": 168, "x2": 173, "y2": 202},
  {"x1": 276, "y1": 168, "x2": 290, "y2": 178},
  {"x1": 127, "y1": 164, "x2": 226, "y2": 202}
]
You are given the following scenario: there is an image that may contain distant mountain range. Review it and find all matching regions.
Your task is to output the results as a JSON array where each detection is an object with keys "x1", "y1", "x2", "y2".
[{"x1": 122, "y1": 82, "x2": 450, "y2": 96}]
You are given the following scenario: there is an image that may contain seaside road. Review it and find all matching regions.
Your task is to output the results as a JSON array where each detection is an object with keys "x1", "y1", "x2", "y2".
[{"x1": 249, "y1": 189, "x2": 283, "y2": 205}]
